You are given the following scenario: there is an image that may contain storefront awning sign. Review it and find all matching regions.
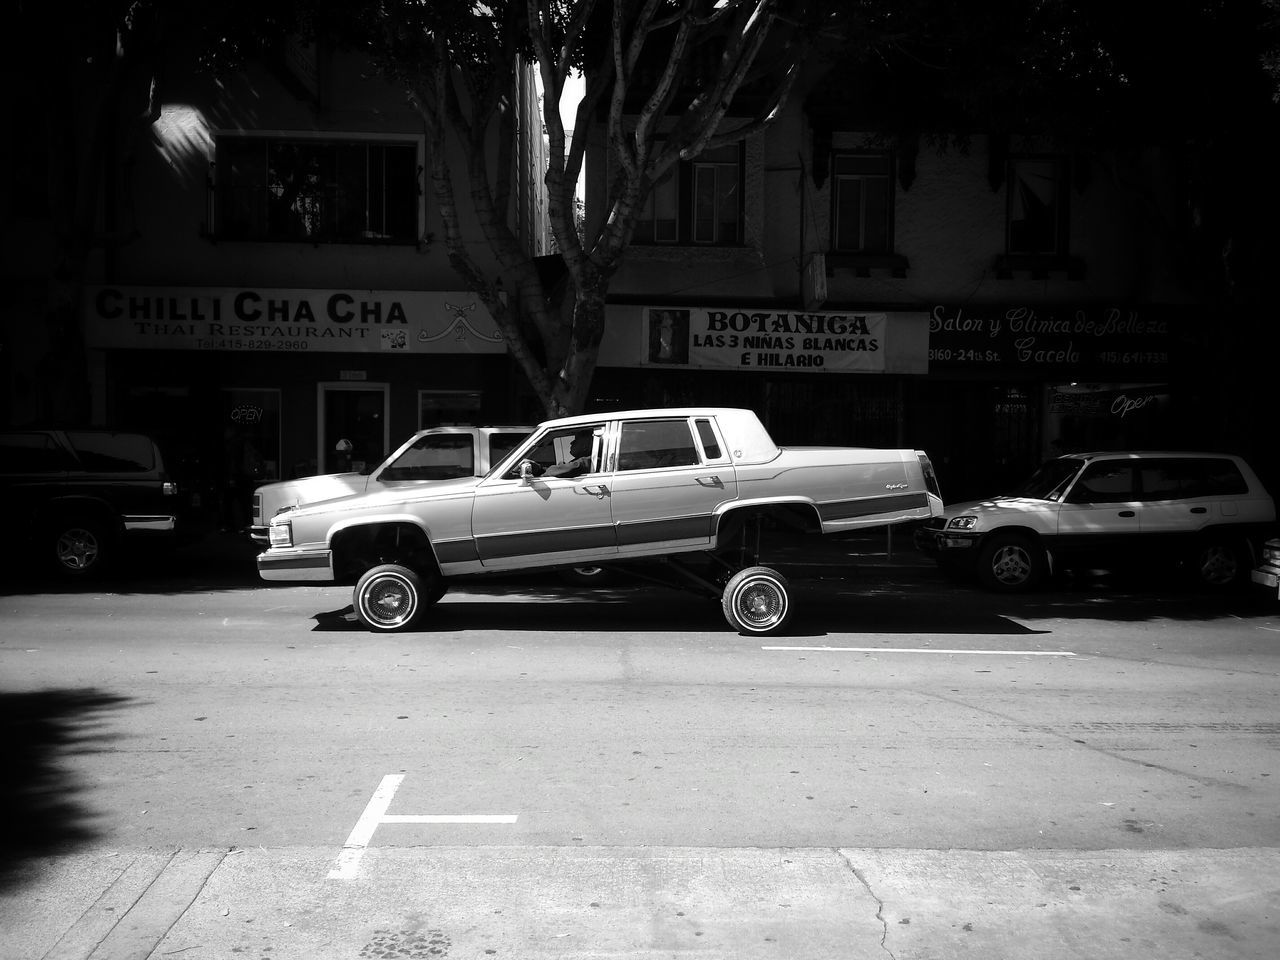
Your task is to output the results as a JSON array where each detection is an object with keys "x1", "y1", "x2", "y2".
[
  {"x1": 641, "y1": 306, "x2": 888, "y2": 373},
  {"x1": 82, "y1": 286, "x2": 508, "y2": 354}
]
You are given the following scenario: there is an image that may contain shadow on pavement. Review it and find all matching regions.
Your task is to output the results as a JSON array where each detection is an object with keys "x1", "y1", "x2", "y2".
[
  {"x1": 310, "y1": 562, "x2": 1267, "y2": 635},
  {"x1": 0, "y1": 688, "x2": 132, "y2": 892}
]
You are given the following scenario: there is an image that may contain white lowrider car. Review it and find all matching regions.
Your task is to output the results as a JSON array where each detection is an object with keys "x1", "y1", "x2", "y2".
[{"x1": 258, "y1": 407, "x2": 943, "y2": 635}]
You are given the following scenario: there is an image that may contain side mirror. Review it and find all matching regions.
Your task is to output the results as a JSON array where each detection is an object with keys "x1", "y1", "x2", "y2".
[{"x1": 518, "y1": 459, "x2": 541, "y2": 483}]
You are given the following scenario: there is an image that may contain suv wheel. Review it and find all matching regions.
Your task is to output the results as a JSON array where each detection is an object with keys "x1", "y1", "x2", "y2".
[
  {"x1": 1192, "y1": 538, "x2": 1245, "y2": 588},
  {"x1": 977, "y1": 533, "x2": 1046, "y2": 592},
  {"x1": 52, "y1": 520, "x2": 110, "y2": 577}
]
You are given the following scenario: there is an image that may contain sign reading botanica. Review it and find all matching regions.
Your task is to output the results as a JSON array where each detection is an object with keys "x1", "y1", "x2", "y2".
[
  {"x1": 928, "y1": 305, "x2": 1170, "y2": 372},
  {"x1": 643, "y1": 306, "x2": 887, "y2": 373}
]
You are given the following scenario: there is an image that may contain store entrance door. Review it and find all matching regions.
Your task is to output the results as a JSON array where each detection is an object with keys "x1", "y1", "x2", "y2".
[{"x1": 319, "y1": 383, "x2": 391, "y2": 475}]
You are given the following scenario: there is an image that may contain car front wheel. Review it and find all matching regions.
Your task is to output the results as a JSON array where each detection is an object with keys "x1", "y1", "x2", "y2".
[
  {"x1": 977, "y1": 533, "x2": 1046, "y2": 592},
  {"x1": 353, "y1": 563, "x2": 443, "y2": 632},
  {"x1": 721, "y1": 565, "x2": 792, "y2": 635}
]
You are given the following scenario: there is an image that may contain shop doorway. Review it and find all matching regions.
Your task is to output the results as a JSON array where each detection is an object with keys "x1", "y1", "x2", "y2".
[
  {"x1": 319, "y1": 383, "x2": 390, "y2": 474},
  {"x1": 221, "y1": 388, "x2": 281, "y2": 530}
]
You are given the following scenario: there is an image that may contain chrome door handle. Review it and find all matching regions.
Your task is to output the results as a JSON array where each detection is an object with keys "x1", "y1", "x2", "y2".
[
  {"x1": 583, "y1": 484, "x2": 609, "y2": 499},
  {"x1": 695, "y1": 476, "x2": 724, "y2": 488}
]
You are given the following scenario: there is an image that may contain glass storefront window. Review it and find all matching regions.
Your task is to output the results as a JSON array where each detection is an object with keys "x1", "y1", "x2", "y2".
[{"x1": 418, "y1": 390, "x2": 482, "y2": 427}]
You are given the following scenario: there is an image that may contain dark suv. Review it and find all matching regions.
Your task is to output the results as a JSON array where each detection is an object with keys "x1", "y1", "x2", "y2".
[{"x1": 0, "y1": 428, "x2": 194, "y2": 577}]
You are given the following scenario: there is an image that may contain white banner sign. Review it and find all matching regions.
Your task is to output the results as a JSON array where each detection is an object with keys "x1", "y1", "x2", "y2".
[
  {"x1": 642, "y1": 306, "x2": 887, "y2": 372},
  {"x1": 83, "y1": 286, "x2": 507, "y2": 354}
]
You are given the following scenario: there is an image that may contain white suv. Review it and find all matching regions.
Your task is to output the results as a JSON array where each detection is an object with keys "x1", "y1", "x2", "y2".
[{"x1": 916, "y1": 452, "x2": 1276, "y2": 592}]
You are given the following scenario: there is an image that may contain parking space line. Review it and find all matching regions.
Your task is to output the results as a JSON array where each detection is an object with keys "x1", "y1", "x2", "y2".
[
  {"x1": 328, "y1": 774, "x2": 518, "y2": 880},
  {"x1": 763, "y1": 646, "x2": 1075, "y2": 656}
]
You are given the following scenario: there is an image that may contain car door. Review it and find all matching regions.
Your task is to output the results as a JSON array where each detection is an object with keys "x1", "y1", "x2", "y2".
[
  {"x1": 1137, "y1": 456, "x2": 1248, "y2": 544},
  {"x1": 470, "y1": 422, "x2": 616, "y2": 569},
  {"x1": 607, "y1": 416, "x2": 738, "y2": 556},
  {"x1": 1054, "y1": 459, "x2": 1142, "y2": 566}
]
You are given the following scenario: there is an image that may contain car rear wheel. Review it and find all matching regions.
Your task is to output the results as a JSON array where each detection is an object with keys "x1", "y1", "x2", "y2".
[
  {"x1": 1192, "y1": 538, "x2": 1246, "y2": 588},
  {"x1": 560, "y1": 565, "x2": 612, "y2": 586},
  {"x1": 977, "y1": 533, "x2": 1046, "y2": 592},
  {"x1": 721, "y1": 565, "x2": 792, "y2": 635},
  {"x1": 52, "y1": 519, "x2": 110, "y2": 578},
  {"x1": 353, "y1": 563, "x2": 444, "y2": 632}
]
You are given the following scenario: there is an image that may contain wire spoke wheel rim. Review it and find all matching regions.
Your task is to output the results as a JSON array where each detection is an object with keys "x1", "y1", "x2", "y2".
[
  {"x1": 358, "y1": 572, "x2": 419, "y2": 629},
  {"x1": 722, "y1": 566, "x2": 792, "y2": 635}
]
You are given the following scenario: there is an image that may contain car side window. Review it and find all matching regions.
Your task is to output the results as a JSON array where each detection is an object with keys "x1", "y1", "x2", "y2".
[
  {"x1": 380, "y1": 434, "x2": 474, "y2": 481},
  {"x1": 617, "y1": 420, "x2": 700, "y2": 472},
  {"x1": 1138, "y1": 458, "x2": 1248, "y2": 500},
  {"x1": 1066, "y1": 462, "x2": 1137, "y2": 504},
  {"x1": 0, "y1": 433, "x2": 77, "y2": 473},
  {"x1": 66, "y1": 432, "x2": 155, "y2": 472},
  {"x1": 508, "y1": 425, "x2": 603, "y2": 478}
]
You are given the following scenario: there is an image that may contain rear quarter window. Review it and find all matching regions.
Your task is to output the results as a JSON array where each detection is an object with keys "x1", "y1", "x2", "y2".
[{"x1": 1139, "y1": 458, "x2": 1248, "y2": 499}]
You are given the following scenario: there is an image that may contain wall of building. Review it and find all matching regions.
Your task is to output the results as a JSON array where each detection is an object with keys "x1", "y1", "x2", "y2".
[{"x1": 587, "y1": 88, "x2": 1212, "y2": 502}]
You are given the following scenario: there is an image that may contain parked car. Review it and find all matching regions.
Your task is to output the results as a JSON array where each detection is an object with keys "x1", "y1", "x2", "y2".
[
  {"x1": 249, "y1": 425, "x2": 532, "y2": 545},
  {"x1": 916, "y1": 451, "x2": 1276, "y2": 592},
  {"x1": 1251, "y1": 538, "x2": 1280, "y2": 599},
  {"x1": 0, "y1": 428, "x2": 197, "y2": 577},
  {"x1": 257, "y1": 407, "x2": 943, "y2": 634}
]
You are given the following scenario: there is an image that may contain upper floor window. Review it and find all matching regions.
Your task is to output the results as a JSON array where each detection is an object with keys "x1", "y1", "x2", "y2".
[
  {"x1": 832, "y1": 153, "x2": 892, "y2": 253},
  {"x1": 1007, "y1": 156, "x2": 1069, "y2": 256},
  {"x1": 634, "y1": 143, "x2": 743, "y2": 246},
  {"x1": 215, "y1": 136, "x2": 419, "y2": 243}
]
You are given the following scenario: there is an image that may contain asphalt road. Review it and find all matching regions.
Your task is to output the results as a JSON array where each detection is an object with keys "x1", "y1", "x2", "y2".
[{"x1": 2, "y1": 536, "x2": 1279, "y2": 959}]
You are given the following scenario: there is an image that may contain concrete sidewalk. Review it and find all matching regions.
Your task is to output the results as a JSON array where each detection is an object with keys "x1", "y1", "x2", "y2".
[{"x1": 4, "y1": 845, "x2": 1278, "y2": 959}]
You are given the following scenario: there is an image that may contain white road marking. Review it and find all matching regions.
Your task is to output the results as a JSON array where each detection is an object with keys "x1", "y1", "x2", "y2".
[
  {"x1": 763, "y1": 646, "x2": 1075, "y2": 656},
  {"x1": 328, "y1": 774, "x2": 517, "y2": 880}
]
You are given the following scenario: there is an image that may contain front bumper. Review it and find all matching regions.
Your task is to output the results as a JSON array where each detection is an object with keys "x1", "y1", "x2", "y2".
[
  {"x1": 914, "y1": 527, "x2": 981, "y2": 559},
  {"x1": 1251, "y1": 564, "x2": 1280, "y2": 597},
  {"x1": 257, "y1": 547, "x2": 335, "y2": 582}
]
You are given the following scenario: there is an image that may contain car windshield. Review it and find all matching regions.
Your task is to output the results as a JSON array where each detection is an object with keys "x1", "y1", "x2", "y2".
[{"x1": 1009, "y1": 458, "x2": 1084, "y2": 500}]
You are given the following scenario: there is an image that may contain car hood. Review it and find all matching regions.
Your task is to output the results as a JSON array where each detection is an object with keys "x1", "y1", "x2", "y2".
[
  {"x1": 942, "y1": 495, "x2": 1056, "y2": 519},
  {"x1": 287, "y1": 474, "x2": 485, "y2": 518},
  {"x1": 257, "y1": 472, "x2": 370, "y2": 508}
]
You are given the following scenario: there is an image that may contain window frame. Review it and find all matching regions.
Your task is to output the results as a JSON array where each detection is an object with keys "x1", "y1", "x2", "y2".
[
  {"x1": 830, "y1": 152, "x2": 894, "y2": 254},
  {"x1": 633, "y1": 143, "x2": 745, "y2": 247},
  {"x1": 1005, "y1": 155, "x2": 1070, "y2": 257},
  {"x1": 212, "y1": 132, "x2": 423, "y2": 245}
]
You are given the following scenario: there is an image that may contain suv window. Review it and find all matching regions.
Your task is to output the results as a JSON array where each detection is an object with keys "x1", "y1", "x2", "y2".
[
  {"x1": 617, "y1": 420, "x2": 699, "y2": 471},
  {"x1": 1139, "y1": 457, "x2": 1248, "y2": 500},
  {"x1": 1066, "y1": 461, "x2": 1137, "y2": 504},
  {"x1": 488, "y1": 432, "x2": 529, "y2": 465},
  {"x1": 380, "y1": 434, "x2": 474, "y2": 481},
  {"x1": 65, "y1": 432, "x2": 156, "y2": 472},
  {"x1": 0, "y1": 433, "x2": 77, "y2": 473}
]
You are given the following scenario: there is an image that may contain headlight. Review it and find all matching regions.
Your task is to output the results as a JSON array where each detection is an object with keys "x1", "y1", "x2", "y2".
[
  {"x1": 947, "y1": 516, "x2": 979, "y2": 530},
  {"x1": 269, "y1": 521, "x2": 294, "y2": 548}
]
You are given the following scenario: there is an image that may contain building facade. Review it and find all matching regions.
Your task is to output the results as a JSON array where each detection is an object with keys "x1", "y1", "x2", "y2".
[
  {"x1": 3, "y1": 39, "x2": 545, "y2": 529},
  {"x1": 586, "y1": 86, "x2": 1221, "y2": 502}
]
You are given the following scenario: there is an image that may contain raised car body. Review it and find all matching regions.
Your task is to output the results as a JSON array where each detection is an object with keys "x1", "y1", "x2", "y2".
[
  {"x1": 917, "y1": 451, "x2": 1276, "y2": 591},
  {"x1": 248, "y1": 425, "x2": 532, "y2": 545},
  {"x1": 257, "y1": 407, "x2": 943, "y2": 634}
]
